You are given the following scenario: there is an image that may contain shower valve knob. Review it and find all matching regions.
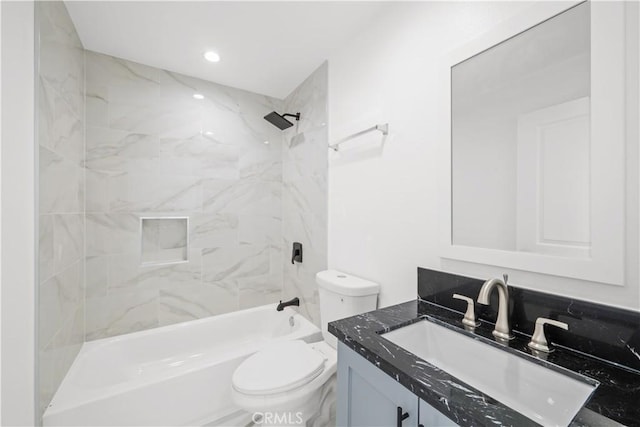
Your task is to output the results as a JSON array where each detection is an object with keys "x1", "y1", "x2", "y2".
[{"x1": 291, "y1": 242, "x2": 303, "y2": 264}]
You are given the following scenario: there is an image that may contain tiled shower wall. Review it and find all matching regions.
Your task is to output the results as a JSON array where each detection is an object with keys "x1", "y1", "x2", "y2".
[
  {"x1": 281, "y1": 63, "x2": 329, "y2": 326},
  {"x1": 84, "y1": 51, "x2": 286, "y2": 340},
  {"x1": 37, "y1": 1, "x2": 86, "y2": 415}
]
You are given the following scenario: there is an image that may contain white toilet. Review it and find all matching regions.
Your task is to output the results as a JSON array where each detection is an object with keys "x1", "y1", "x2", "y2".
[{"x1": 231, "y1": 270, "x2": 380, "y2": 426}]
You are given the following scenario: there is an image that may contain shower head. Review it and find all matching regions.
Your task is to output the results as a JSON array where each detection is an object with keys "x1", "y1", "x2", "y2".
[{"x1": 264, "y1": 111, "x2": 300, "y2": 130}]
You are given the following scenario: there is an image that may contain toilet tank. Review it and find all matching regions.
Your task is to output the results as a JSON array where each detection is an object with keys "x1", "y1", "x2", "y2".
[{"x1": 316, "y1": 270, "x2": 380, "y2": 348}]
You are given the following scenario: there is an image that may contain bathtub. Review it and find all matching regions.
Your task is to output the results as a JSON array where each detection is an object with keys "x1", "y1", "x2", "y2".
[{"x1": 42, "y1": 304, "x2": 322, "y2": 426}]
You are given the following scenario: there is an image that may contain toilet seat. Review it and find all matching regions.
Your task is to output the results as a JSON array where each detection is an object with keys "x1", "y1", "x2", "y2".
[{"x1": 232, "y1": 340, "x2": 327, "y2": 396}]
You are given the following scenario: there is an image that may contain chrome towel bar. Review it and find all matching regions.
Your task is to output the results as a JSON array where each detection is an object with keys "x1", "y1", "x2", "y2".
[{"x1": 329, "y1": 123, "x2": 389, "y2": 151}]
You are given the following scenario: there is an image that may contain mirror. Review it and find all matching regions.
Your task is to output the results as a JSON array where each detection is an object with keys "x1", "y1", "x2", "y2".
[
  {"x1": 452, "y1": 3, "x2": 590, "y2": 258},
  {"x1": 442, "y1": 1, "x2": 626, "y2": 285}
]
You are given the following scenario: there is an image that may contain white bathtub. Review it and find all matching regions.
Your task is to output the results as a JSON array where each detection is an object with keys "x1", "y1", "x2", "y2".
[{"x1": 43, "y1": 304, "x2": 322, "y2": 426}]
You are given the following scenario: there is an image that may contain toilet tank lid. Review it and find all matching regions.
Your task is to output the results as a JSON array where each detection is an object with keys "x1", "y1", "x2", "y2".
[{"x1": 316, "y1": 270, "x2": 380, "y2": 297}]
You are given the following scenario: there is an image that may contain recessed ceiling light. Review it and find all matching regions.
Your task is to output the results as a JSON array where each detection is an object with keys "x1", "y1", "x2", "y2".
[
  {"x1": 263, "y1": 140, "x2": 270, "y2": 145},
  {"x1": 193, "y1": 93, "x2": 204, "y2": 100},
  {"x1": 205, "y1": 131, "x2": 214, "y2": 136},
  {"x1": 204, "y1": 51, "x2": 220, "y2": 63}
]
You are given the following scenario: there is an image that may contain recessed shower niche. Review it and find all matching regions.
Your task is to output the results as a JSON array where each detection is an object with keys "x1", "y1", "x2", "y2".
[{"x1": 140, "y1": 217, "x2": 189, "y2": 265}]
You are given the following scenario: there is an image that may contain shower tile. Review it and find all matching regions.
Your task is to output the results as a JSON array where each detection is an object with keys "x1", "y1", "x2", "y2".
[
  {"x1": 50, "y1": 94, "x2": 84, "y2": 165},
  {"x1": 37, "y1": 1, "x2": 86, "y2": 416},
  {"x1": 85, "y1": 256, "x2": 108, "y2": 298},
  {"x1": 37, "y1": 76, "x2": 84, "y2": 166},
  {"x1": 153, "y1": 108, "x2": 203, "y2": 140},
  {"x1": 238, "y1": 138, "x2": 283, "y2": 182},
  {"x1": 238, "y1": 215, "x2": 281, "y2": 246},
  {"x1": 38, "y1": 347, "x2": 55, "y2": 416},
  {"x1": 199, "y1": 108, "x2": 257, "y2": 146},
  {"x1": 202, "y1": 245, "x2": 270, "y2": 282},
  {"x1": 269, "y1": 243, "x2": 284, "y2": 277},
  {"x1": 39, "y1": 41, "x2": 84, "y2": 115},
  {"x1": 85, "y1": 126, "x2": 159, "y2": 174},
  {"x1": 109, "y1": 173, "x2": 202, "y2": 213},
  {"x1": 189, "y1": 213, "x2": 238, "y2": 248},
  {"x1": 85, "y1": 169, "x2": 110, "y2": 212},
  {"x1": 158, "y1": 281, "x2": 238, "y2": 326},
  {"x1": 38, "y1": 1, "x2": 83, "y2": 47},
  {"x1": 38, "y1": 77, "x2": 55, "y2": 149},
  {"x1": 238, "y1": 275, "x2": 282, "y2": 310},
  {"x1": 53, "y1": 214, "x2": 83, "y2": 273},
  {"x1": 109, "y1": 249, "x2": 201, "y2": 292},
  {"x1": 79, "y1": 51, "x2": 297, "y2": 339},
  {"x1": 160, "y1": 70, "x2": 239, "y2": 117},
  {"x1": 39, "y1": 278, "x2": 61, "y2": 351},
  {"x1": 48, "y1": 305, "x2": 84, "y2": 389},
  {"x1": 283, "y1": 127, "x2": 328, "y2": 179},
  {"x1": 191, "y1": 134, "x2": 241, "y2": 179},
  {"x1": 282, "y1": 62, "x2": 328, "y2": 135},
  {"x1": 39, "y1": 215, "x2": 54, "y2": 283},
  {"x1": 241, "y1": 181, "x2": 282, "y2": 216},
  {"x1": 39, "y1": 261, "x2": 82, "y2": 350},
  {"x1": 202, "y1": 178, "x2": 253, "y2": 214},
  {"x1": 282, "y1": 210, "x2": 313, "y2": 251},
  {"x1": 87, "y1": 51, "x2": 160, "y2": 92},
  {"x1": 108, "y1": 103, "x2": 167, "y2": 135},
  {"x1": 203, "y1": 179, "x2": 281, "y2": 216},
  {"x1": 39, "y1": 146, "x2": 81, "y2": 214},
  {"x1": 282, "y1": 178, "x2": 310, "y2": 216},
  {"x1": 280, "y1": 64, "x2": 328, "y2": 329},
  {"x1": 85, "y1": 290, "x2": 159, "y2": 341},
  {"x1": 159, "y1": 134, "x2": 239, "y2": 179},
  {"x1": 107, "y1": 173, "x2": 156, "y2": 212},
  {"x1": 86, "y1": 213, "x2": 139, "y2": 256},
  {"x1": 86, "y1": 93, "x2": 109, "y2": 127},
  {"x1": 108, "y1": 76, "x2": 160, "y2": 109},
  {"x1": 152, "y1": 176, "x2": 204, "y2": 212}
]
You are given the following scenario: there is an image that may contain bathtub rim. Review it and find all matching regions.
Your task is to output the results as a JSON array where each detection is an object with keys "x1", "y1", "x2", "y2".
[{"x1": 44, "y1": 303, "x2": 321, "y2": 418}]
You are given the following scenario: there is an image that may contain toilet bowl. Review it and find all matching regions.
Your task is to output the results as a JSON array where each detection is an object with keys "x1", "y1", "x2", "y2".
[
  {"x1": 231, "y1": 270, "x2": 379, "y2": 426},
  {"x1": 231, "y1": 340, "x2": 337, "y2": 426}
]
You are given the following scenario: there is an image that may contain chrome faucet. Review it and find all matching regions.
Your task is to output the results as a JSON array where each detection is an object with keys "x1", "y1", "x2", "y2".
[{"x1": 477, "y1": 274, "x2": 514, "y2": 340}]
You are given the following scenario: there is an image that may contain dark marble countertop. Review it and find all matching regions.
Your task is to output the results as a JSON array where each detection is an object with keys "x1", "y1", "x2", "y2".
[{"x1": 328, "y1": 299, "x2": 640, "y2": 427}]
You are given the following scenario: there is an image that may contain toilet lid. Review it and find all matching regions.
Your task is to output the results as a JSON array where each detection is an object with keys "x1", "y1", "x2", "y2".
[{"x1": 232, "y1": 340, "x2": 325, "y2": 395}]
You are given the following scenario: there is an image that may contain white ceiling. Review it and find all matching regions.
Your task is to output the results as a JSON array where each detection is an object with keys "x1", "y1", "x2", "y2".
[{"x1": 65, "y1": 1, "x2": 385, "y2": 99}]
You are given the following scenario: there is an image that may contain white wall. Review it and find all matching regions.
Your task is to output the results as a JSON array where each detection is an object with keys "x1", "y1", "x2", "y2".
[
  {"x1": 1, "y1": 1, "x2": 36, "y2": 425},
  {"x1": 0, "y1": 1, "x2": 3, "y2": 421},
  {"x1": 328, "y1": 1, "x2": 640, "y2": 311}
]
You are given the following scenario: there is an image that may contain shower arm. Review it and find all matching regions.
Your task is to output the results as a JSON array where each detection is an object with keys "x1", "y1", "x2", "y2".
[{"x1": 281, "y1": 113, "x2": 300, "y2": 121}]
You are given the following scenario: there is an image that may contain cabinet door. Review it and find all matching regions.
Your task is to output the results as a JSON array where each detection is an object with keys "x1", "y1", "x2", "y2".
[
  {"x1": 418, "y1": 399, "x2": 458, "y2": 427},
  {"x1": 337, "y1": 342, "x2": 418, "y2": 427}
]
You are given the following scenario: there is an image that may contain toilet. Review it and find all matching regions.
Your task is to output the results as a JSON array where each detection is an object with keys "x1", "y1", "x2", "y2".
[{"x1": 231, "y1": 270, "x2": 380, "y2": 426}]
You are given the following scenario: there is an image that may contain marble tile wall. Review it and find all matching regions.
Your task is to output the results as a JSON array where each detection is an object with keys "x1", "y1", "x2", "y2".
[
  {"x1": 84, "y1": 51, "x2": 286, "y2": 340},
  {"x1": 281, "y1": 63, "x2": 329, "y2": 326},
  {"x1": 36, "y1": 1, "x2": 86, "y2": 416}
]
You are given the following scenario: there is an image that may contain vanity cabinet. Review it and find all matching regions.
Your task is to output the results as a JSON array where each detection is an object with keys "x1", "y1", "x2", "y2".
[
  {"x1": 419, "y1": 399, "x2": 457, "y2": 427},
  {"x1": 336, "y1": 342, "x2": 456, "y2": 427}
]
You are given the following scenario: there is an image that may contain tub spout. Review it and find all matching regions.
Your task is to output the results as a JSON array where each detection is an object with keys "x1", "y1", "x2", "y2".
[{"x1": 277, "y1": 297, "x2": 300, "y2": 311}]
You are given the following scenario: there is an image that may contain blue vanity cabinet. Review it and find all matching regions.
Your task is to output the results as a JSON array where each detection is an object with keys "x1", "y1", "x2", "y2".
[
  {"x1": 336, "y1": 342, "x2": 459, "y2": 427},
  {"x1": 337, "y1": 342, "x2": 419, "y2": 427},
  {"x1": 419, "y1": 399, "x2": 458, "y2": 427}
]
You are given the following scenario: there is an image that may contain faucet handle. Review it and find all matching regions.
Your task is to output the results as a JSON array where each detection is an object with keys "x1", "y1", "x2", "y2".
[
  {"x1": 528, "y1": 317, "x2": 569, "y2": 353},
  {"x1": 452, "y1": 294, "x2": 480, "y2": 328}
]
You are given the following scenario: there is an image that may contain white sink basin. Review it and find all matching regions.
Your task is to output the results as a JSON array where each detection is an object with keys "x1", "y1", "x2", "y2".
[{"x1": 382, "y1": 319, "x2": 597, "y2": 426}]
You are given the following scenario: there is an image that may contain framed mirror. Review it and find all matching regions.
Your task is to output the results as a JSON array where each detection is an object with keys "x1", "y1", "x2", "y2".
[{"x1": 440, "y1": 1, "x2": 626, "y2": 285}]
